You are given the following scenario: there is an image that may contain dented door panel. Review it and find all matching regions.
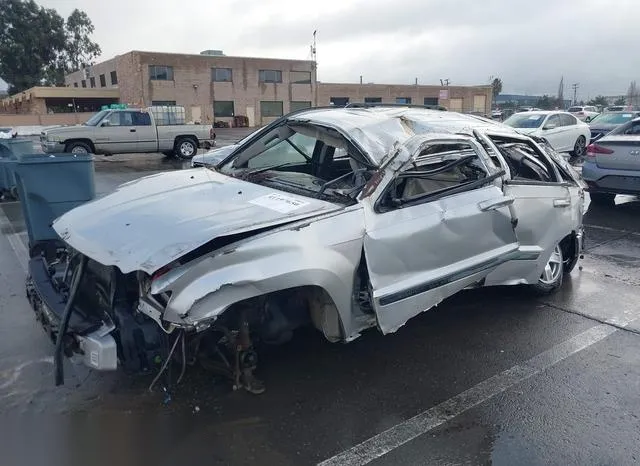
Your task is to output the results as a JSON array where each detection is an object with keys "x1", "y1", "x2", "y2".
[
  {"x1": 364, "y1": 184, "x2": 519, "y2": 334},
  {"x1": 484, "y1": 182, "x2": 574, "y2": 286}
]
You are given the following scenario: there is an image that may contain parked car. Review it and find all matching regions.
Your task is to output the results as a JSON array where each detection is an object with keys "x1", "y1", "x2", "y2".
[
  {"x1": 582, "y1": 117, "x2": 640, "y2": 205},
  {"x1": 29, "y1": 106, "x2": 585, "y2": 393},
  {"x1": 588, "y1": 111, "x2": 640, "y2": 142},
  {"x1": 567, "y1": 105, "x2": 599, "y2": 122},
  {"x1": 40, "y1": 107, "x2": 216, "y2": 159},
  {"x1": 503, "y1": 110, "x2": 590, "y2": 156}
]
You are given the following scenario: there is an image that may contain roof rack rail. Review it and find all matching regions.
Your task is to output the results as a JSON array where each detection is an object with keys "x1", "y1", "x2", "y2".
[{"x1": 344, "y1": 102, "x2": 448, "y2": 111}]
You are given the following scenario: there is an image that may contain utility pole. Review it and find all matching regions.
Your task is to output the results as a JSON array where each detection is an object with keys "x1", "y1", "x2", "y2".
[
  {"x1": 572, "y1": 83, "x2": 579, "y2": 105},
  {"x1": 311, "y1": 30, "x2": 317, "y2": 106}
]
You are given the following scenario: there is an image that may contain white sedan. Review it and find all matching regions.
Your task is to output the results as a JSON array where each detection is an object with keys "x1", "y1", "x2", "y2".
[{"x1": 503, "y1": 111, "x2": 590, "y2": 157}]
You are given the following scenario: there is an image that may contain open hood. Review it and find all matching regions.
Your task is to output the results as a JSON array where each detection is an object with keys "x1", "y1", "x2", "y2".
[{"x1": 53, "y1": 169, "x2": 341, "y2": 274}]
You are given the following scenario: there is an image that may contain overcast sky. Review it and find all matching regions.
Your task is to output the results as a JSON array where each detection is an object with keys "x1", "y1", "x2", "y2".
[{"x1": 5, "y1": 0, "x2": 638, "y2": 97}]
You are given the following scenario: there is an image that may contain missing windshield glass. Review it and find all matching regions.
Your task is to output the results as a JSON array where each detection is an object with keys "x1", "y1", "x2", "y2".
[{"x1": 224, "y1": 123, "x2": 374, "y2": 202}]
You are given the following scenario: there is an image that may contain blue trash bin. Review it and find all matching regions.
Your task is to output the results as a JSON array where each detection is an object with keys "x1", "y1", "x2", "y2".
[
  {"x1": 13, "y1": 153, "x2": 95, "y2": 251},
  {"x1": 0, "y1": 138, "x2": 33, "y2": 197}
]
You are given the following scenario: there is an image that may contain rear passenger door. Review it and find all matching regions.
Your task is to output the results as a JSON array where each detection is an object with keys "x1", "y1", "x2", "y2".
[
  {"x1": 483, "y1": 135, "x2": 580, "y2": 286},
  {"x1": 364, "y1": 137, "x2": 520, "y2": 334},
  {"x1": 134, "y1": 111, "x2": 158, "y2": 153}
]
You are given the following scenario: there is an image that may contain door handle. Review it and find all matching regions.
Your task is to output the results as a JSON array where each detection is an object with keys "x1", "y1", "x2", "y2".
[
  {"x1": 478, "y1": 196, "x2": 515, "y2": 212},
  {"x1": 553, "y1": 198, "x2": 571, "y2": 208},
  {"x1": 129, "y1": 128, "x2": 136, "y2": 132}
]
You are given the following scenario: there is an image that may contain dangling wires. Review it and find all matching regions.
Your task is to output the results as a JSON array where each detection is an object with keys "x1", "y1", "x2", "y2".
[{"x1": 148, "y1": 330, "x2": 184, "y2": 393}]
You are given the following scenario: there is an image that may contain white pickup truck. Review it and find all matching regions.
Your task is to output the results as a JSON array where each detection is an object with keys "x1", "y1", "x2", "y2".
[{"x1": 40, "y1": 107, "x2": 216, "y2": 159}]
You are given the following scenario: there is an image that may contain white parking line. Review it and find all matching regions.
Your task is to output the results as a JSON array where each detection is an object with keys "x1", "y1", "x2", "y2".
[
  {"x1": 0, "y1": 205, "x2": 28, "y2": 273},
  {"x1": 318, "y1": 323, "x2": 621, "y2": 466}
]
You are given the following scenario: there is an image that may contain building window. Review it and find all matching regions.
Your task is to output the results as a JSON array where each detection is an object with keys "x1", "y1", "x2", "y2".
[
  {"x1": 89, "y1": 77, "x2": 96, "y2": 88},
  {"x1": 364, "y1": 97, "x2": 382, "y2": 103},
  {"x1": 290, "y1": 71, "x2": 311, "y2": 84},
  {"x1": 330, "y1": 97, "x2": 349, "y2": 106},
  {"x1": 396, "y1": 97, "x2": 411, "y2": 104},
  {"x1": 212, "y1": 68, "x2": 232, "y2": 82},
  {"x1": 290, "y1": 101, "x2": 311, "y2": 112},
  {"x1": 259, "y1": 70, "x2": 282, "y2": 83},
  {"x1": 423, "y1": 97, "x2": 438, "y2": 106},
  {"x1": 73, "y1": 82, "x2": 78, "y2": 88},
  {"x1": 149, "y1": 65, "x2": 174, "y2": 81},
  {"x1": 110, "y1": 71, "x2": 118, "y2": 85},
  {"x1": 260, "y1": 101, "x2": 283, "y2": 117},
  {"x1": 214, "y1": 101, "x2": 235, "y2": 117},
  {"x1": 151, "y1": 100, "x2": 177, "y2": 106},
  {"x1": 81, "y1": 80, "x2": 87, "y2": 88},
  {"x1": 99, "y1": 74, "x2": 106, "y2": 87}
]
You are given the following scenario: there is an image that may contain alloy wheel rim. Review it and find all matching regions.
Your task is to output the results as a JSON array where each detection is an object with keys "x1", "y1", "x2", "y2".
[
  {"x1": 72, "y1": 146, "x2": 88, "y2": 154},
  {"x1": 575, "y1": 138, "x2": 586, "y2": 156},
  {"x1": 539, "y1": 245, "x2": 563, "y2": 285},
  {"x1": 180, "y1": 142, "x2": 195, "y2": 156}
]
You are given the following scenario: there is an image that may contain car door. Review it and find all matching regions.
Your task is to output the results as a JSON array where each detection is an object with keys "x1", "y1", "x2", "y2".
[
  {"x1": 363, "y1": 137, "x2": 520, "y2": 334},
  {"x1": 133, "y1": 111, "x2": 158, "y2": 152},
  {"x1": 540, "y1": 114, "x2": 568, "y2": 151},
  {"x1": 94, "y1": 111, "x2": 139, "y2": 153},
  {"x1": 482, "y1": 134, "x2": 580, "y2": 286},
  {"x1": 559, "y1": 113, "x2": 583, "y2": 151}
]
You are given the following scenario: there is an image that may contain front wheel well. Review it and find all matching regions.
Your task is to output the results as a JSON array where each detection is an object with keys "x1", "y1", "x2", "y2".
[
  {"x1": 63, "y1": 139, "x2": 96, "y2": 153},
  {"x1": 219, "y1": 285, "x2": 345, "y2": 344}
]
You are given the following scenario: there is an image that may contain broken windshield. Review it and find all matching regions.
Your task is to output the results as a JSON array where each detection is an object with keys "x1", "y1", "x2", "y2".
[{"x1": 220, "y1": 123, "x2": 373, "y2": 204}]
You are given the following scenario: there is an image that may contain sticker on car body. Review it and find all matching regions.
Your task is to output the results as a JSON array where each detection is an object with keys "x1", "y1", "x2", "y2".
[{"x1": 249, "y1": 193, "x2": 310, "y2": 213}]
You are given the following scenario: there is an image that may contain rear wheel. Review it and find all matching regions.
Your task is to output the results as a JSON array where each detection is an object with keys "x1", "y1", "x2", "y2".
[
  {"x1": 590, "y1": 192, "x2": 616, "y2": 206},
  {"x1": 571, "y1": 136, "x2": 586, "y2": 157},
  {"x1": 174, "y1": 138, "x2": 198, "y2": 159},
  {"x1": 532, "y1": 244, "x2": 563, "y2": 294}
]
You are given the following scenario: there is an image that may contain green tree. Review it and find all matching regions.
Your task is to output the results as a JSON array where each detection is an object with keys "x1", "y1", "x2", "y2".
[
  {"x1": 0, "y1": 1, "x2": 101, "y2": 93},
  {"x1": 535, "y1": 95, "x2": 557, "y2": 110},
  {"x1": 587, "y1": 95, "x2": 608, "y2": 107},
  {"x1": 614, "y1": 96, "x2": 626, "y2": 106},
  {"x1": 491, "y1": 77, "x2": 503, "y2": 103}
]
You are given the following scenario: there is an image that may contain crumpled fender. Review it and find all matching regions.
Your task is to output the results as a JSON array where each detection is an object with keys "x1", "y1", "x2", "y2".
[{"x1": 155, "y1": 209, "x2": 365, "y2": 337}]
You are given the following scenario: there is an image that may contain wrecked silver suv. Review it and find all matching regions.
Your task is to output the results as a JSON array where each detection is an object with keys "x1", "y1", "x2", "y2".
[{"x1": 28, "y1": 106, "x2": 585, "y2": 393}]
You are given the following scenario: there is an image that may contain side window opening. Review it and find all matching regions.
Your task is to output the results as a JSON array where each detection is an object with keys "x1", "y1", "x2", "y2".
[
  {"x1": 379, "y1": 142, "x2": 491, "y2": 211},
  {"x1": 489, "y1": 136, "x2": 558, "y2": 183}
]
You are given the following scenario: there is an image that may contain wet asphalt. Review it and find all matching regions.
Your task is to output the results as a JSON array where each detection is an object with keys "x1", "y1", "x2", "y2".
[{"x1": 1, "y1": 133, "x2": 640, "y2": 466}]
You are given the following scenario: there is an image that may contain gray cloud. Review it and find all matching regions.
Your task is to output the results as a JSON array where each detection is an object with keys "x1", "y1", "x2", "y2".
[{"x1": 35, "y1": 0, "x2": 640, "y2": 97}]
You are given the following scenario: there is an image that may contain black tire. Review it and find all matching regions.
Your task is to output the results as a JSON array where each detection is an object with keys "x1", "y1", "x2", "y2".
[
  {"x1": 590, "y1": 192, "x2": 616, "y2": 206},
  {"x1": 64, "y1": 141, "x2": 92, "y2": 154},
  {"x1": 174, "y1": 138, "x2": 198, "y2": 159},
  {"x1": 570, "y1": 136, "x2": 586, "y2": 157},
  {"x1": 532, "y1": 244, "x2": 564, "y2": 295}
]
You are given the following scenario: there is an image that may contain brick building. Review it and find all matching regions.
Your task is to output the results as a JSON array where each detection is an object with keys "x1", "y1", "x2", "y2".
[{"x1": 2, "y1": 50, "x2": 492, "y2": 126}]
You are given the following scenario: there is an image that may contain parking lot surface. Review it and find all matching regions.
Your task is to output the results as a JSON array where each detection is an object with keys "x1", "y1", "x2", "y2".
[{"x1": 1, "y1": 136, "x2": 639, "y2": 466}]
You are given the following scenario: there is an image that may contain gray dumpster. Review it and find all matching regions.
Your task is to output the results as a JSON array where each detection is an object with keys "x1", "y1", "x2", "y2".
[
  {"x1": 0, "y1": 138, "x2": 33, "y2": 198},
  {"x1": 13, "y1": 153, "x2": 95, "y2": 253}
]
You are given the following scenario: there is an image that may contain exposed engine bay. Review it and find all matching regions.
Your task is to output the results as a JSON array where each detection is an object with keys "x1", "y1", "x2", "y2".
[{"x1": 26, "y1": 244, "x2": 357, "y2": 395}]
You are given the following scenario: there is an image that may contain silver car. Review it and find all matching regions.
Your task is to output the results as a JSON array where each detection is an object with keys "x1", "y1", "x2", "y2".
[
  {"x1": 582, "y1": 116, "x2": 640, "y2": 205},
  {"x1": 31, "y1": 107, "x2": 586, "y2": 393}
]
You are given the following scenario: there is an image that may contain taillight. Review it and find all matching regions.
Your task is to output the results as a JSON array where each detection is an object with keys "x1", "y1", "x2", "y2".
[{"x1": 586, "y1": 144, "x2": 614, "y2": 158}]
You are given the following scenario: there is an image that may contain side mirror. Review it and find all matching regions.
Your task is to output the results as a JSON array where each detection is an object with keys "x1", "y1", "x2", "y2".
[{"x1": 543, "y1": 123, "x2": 557, "y2": 130}]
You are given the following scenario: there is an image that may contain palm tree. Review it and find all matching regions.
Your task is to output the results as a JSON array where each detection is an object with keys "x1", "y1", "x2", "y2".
[{"x1": 491, "y1": 78, "x2": 503, "y2": 104}]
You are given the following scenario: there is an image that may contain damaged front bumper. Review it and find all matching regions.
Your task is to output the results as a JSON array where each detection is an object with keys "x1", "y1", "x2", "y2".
[
  {"x1": 26, "y1": 252, "x2": 166, "y2": 379},
  {"x1": 26, "y1": 256, "x2": 118, "y2": 371}
]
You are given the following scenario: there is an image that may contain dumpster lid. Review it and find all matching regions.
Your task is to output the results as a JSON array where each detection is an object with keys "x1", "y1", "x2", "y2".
[{"x1": 17, "y1": 153, "x2": 95, "y2": 164}]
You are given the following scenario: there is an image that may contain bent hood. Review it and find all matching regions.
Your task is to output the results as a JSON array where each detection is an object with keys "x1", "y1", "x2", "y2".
[{"x1": 53, "y1": 169, "x2": 341, "y2": 274}]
